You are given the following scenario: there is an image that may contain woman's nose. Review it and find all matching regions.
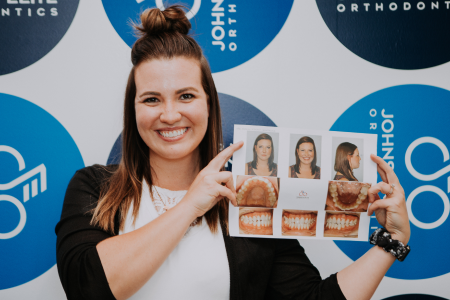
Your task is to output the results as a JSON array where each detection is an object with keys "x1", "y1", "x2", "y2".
[{"x1": 160, "y1": 101, "x2": 182, "y2": 124}]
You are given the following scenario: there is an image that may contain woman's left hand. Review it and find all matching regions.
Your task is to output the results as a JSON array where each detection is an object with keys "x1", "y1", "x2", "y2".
[{"x1": 367, "y1": 154, "x2": 411, "y2": 245}]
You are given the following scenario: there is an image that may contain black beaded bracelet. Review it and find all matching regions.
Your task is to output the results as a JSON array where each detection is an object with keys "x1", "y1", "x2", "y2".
[{"x1": 370, "y1": 228, "x2": 410, "y2": 262}]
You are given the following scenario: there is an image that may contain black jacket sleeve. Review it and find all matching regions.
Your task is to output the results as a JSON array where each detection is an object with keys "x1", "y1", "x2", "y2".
[
  {"x1": 55, "y1": 166, "x2": 117, "y2": 300},
  {"x1": 265, "y1": 239, "x2": 346, "y2": 300}
]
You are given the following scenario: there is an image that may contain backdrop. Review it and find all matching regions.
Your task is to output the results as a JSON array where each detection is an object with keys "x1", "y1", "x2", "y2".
[{"x1": 1, "y1": 1, "x2": 450, "y2": 299}]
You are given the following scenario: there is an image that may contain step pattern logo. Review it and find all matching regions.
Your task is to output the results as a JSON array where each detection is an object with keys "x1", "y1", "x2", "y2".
[
  {"x1": 0, "y1": 0, "x2": 80, "y2": 75},
  {"x1": 316, "y1": 0, "x2": 450, "y2": 69},
  {"x1": 107, "y1": 92, "x2": 276, "y2": 172},
  {"x1": 0, "y1": 93, "x2": 84, "y2": 289},
  {"x1": 330, "y1": 85, "x2": 450, "y2": 280},
  {"x1": 101, "y1": 0, "x2": 294, "y2": 73}
]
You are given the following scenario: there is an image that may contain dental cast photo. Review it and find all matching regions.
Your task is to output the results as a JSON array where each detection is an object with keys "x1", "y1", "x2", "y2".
[
  {"x1": 245, "y1": 132, "x2": 279, "y2": 177},
  {"x1": 236, "y1": 175, "x2": 279, "y2": 208},
  {"x1": 332, "y1": 138, "x2": 364, "y2": 182},
  {"x1": 239, "y1": 208, "x2": 273, "y2": 235},
  {"x1": 282, "y1": 210, "x2": 317, "y2": 237},
  {"x1": 288, "y1": 135, "x2": 321, "y2": 179},
  {"x1": 325, "y1": 181, "x2": 371, "y2": 212},
  {"x1": 324, "y1": 212, "x2": 360, "y2": 238}
]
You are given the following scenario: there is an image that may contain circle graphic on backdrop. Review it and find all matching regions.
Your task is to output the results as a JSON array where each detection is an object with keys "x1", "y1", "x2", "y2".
[
  {"x1": 101, "y1": 0, "x2": 294, "y2": 73},
  {"x1": 0, "y1": 94, "x2": 84, "y2": 289},
  {"x1": 0, "y1": 1, "x2": 79, "y2": 76},
  {"x1": 316, "y1": 0, "x2": 450, "y2": 70},
  {"x1": 330, "y1": 85, "x2": 450, "y2": 280},
  {"x1": 107, "y1": 93, "x2": 276, "y2": 172}
]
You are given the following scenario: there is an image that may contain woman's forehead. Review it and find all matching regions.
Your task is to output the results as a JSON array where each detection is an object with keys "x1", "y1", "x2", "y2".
[{"x1": 135, "y1": 57, "x2": 202, "y2": 92}]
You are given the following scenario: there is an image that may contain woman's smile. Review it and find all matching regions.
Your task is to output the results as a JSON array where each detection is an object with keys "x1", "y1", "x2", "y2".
[{"x1": 156, "y1": 127, "x2": 189, "y2": 141}]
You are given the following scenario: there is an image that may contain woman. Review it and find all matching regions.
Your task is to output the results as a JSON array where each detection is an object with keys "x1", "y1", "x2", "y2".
[
  {"x1": 245, "y1": 133, "x2": 278, "y2": 176},
  {"x1": 289, "y1": 136, "x2": 321, "y2": 179},
  {"x1": 334, "y1": 142, "x2": 361, "y2": 181},
  {"x1": 56, "y1": 6, "x2": 410, "y2": 300}
]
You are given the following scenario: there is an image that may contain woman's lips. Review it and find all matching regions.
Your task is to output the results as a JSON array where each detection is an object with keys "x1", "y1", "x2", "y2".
[{"x1": 156, "y1": 127, "x2": 189, "y2": 141}]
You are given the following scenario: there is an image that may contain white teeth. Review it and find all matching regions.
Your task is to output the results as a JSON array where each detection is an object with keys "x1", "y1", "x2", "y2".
[{"x1": 160, "y1": 128, "x2": 187, "y2": 138}]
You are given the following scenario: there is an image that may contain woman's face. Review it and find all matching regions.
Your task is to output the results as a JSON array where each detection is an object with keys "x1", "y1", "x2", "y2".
[
  {"x1": 297, "y1": 142, "x2": 314, "y2": 166},
  {"x1": 255, "y1": 139, "x2": 272, "y2": 162},
  {"x1": 134, "y1": 57, "x2": 209, "y2": 161},
  {"x1": 348, "y1": 148, "x2": 361, "y2": 169}
]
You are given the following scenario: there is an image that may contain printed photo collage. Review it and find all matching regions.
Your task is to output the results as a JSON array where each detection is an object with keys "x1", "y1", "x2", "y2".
[{"x1": 229, "y1": 125, "x2": 378, "y2": 241}]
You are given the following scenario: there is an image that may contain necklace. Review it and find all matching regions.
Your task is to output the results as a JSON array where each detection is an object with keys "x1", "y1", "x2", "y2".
[{"x1": 152, "y1": 186, "x2": 198, "y2": 232}]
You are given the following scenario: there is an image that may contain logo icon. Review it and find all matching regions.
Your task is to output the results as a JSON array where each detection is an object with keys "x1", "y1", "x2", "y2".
[
  {"x1": 297, "y1": 191, "x2": 308, "y2": 198},
  {"x1": 330, "y1": 85, "x2": 450, "y2": 280},
  {"x1": 0, "y1": 0, "x2": 79, "y2": 75},
  {"x1": 0, "y1": 146, "x2": 47, "y2": 239},
  {"x1": 316, "y1": 0, "x2": 450, "y2": 69},
  {"x1": 107, "y1": 92, "x2": 276, "y2": 172},
  {"x1": 101, "y1": 0, "x2": 294, "y2": 73},
  {"x1": 0, "y1": 93, "x2": 84, "y2": 289}
]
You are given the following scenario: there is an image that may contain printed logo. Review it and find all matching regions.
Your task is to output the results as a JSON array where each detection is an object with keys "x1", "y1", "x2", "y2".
[
  {"x1": 330, "y1": 85, "x2": 450, "y2": 280},
  {"x1": 101, "y1": 0, "x2": 294, "y2": 73},
  {"x1": 0, "y1": 93, "x2": 84, "y2": 289},
  {"x1": 0, "y1": 0, "x2": 79, "y2": 75},
  {"x1": 297, "y1": 191, "x2": 309, "y2": 199},
  {"x1": 316, "y1": 0, "x2": 450, "y2": 69},
  {"x1": 107, "y1": 92, "x2": 276, "y2": 172}
]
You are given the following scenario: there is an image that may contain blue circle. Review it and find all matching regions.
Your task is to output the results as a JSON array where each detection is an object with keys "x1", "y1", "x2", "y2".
[
  {"x1": 0, "y1": 94, "x2": 84, "y2": 289},
  {"x1": 330, "y1": 85, "x2": 450, "y2": 280},
  {"x1": 101, "y1": 0, "x2": 293, "y2": 73},
  {"x1": 316, "y1": 0, "x2": 450, "y2": 69},
  {"x1": 0, "y1": 1, "x2": 79, "y2": 75},
  {"x1": 107, "y1": 92, "x2": 276, "y2": 172}
]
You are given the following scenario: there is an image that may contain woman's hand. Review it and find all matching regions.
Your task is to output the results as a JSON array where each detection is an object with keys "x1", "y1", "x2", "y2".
[
  {"x1": 367, "y1": 154, "x2": 411, "y2": 245},
  {"x1": 182, "y1": 141, "x2": 244, "y2": 217}
]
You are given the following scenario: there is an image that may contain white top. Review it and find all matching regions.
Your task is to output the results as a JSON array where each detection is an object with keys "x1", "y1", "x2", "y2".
[{"x1": 119, "y1": 182, "x2": 230, "y2": 300}]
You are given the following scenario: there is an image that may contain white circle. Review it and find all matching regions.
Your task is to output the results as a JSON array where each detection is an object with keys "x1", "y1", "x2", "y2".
[
  {"x1": 0, "y1": 195, "x2": 27, "y2": 239},
  {"x1": 369, "y1": 109, "x2": 377, "y2": 117},
  {"x1": 155, "y1": 0, "x2": 201, "y2": 20},
  {"x1": 406, "y1": 185, "x2": 450, "y2": 229},
  {"x1": 417, "y1": 2, "x2": 425, "y2": 10},
  {"x1": 382, "y1": 119, "x2": 394, "y2": 133},
  {"x1": 337, "y1": 4, "x2": 346, "y2": 12},
  {"x1": 389, "y1": 2, "x2": 398, "y2": 11}
]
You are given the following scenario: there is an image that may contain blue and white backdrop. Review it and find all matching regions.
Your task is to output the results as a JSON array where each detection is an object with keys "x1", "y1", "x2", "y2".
[{"x1": 1, "y1": 1, "x2": 450, "y2": 299}]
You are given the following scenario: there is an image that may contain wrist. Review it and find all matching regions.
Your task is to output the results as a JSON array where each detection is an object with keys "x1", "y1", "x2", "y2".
[{"x1": 177, "y1": 200, "x2": 201, "y2": 223}]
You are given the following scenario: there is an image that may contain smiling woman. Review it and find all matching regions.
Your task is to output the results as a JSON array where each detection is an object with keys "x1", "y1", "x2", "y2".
[
  {"x1": 55, "y1": 4, "x2": 411, "y2": 300},
  {"x1": 289, "y1": 136, "x2": 321, "y2": 179}
]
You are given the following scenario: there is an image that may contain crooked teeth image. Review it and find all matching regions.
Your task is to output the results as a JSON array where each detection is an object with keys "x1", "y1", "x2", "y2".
[
  {"x1": 326, "y1": 181, "x2": 371, "y2": 212},
  {"x1": 239, "y1": 208, "x2": 273, "y2": 235},
  {"x1": 324, "y1": 212, "x2": 360, "y2": 238},
  {"x1": 282, "y1": 210, "x2": 317, "y2": 237},
  {"x1": 236, "y1": 175, "x2": 279, "y2": 208}
]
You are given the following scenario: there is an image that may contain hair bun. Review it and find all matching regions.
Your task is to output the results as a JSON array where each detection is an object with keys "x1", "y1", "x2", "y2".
[{"x1": 135, "y1": 5, "x2": 191, "y2": 36}]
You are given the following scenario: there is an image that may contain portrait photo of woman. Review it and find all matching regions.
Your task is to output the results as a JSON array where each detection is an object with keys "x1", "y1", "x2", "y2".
[
  {"x1": 288, "y1": 135, "x2": 321, "y2": 179},
  {"x1": 332, "y1": 139, "x2": 363, "y2": 182},
  {"x1": 245, "y1": 132, "x2": 278, "y2": 177}
]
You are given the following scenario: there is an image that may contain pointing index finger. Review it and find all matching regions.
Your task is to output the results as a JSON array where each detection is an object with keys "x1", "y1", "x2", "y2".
[{"x1": 208, "y1": 141, "x2": 244, "y2": 171}]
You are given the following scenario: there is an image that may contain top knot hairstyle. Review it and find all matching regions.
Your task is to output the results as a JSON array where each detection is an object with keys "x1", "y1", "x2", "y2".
[
  {"x1": 91, "y1": 5, "x2": 226, "y2": 235},
  {"x1": 131, "y1": 5, "x2": 198, "y2": 65}
]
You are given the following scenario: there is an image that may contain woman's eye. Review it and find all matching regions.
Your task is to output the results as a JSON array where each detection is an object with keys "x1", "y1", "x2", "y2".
[
  {"x1": 143, "y1": 97, "x2": 159, "y2": 103},
  {"x1": 180, "y1": 93, "x2": 194, "y2": 100}
]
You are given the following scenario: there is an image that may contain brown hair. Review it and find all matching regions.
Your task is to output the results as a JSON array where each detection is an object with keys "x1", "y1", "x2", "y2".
[
  {"x1": 251, "y1": 133, "x2": 275, "y2": 171},
  {"x1": 91, "y1": 5, "x2": 227, "y2": 234},
  {"x1": 334, "y1": 142, "x2": 358, "y2": 181},
  {"x1": 294, "y1": 136, "x2": 318, "y2": 175}
]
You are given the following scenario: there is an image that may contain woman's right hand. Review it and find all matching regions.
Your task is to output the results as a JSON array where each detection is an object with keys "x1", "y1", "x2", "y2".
[{"x1": 183, "y1": 141, "x2": 244, "y2": 217}]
